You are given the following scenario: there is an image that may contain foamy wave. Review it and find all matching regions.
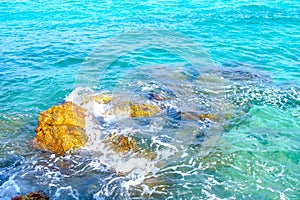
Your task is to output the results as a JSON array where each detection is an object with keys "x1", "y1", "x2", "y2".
[{"x1": 65, "y1": 87, "x2": 172, "y2": 176}]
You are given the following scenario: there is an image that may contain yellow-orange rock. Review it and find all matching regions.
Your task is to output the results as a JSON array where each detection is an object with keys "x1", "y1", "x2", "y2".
[
  {"x1": 32, "y1": 102, "x2": 88, "y2": 155},
  {"x1": 129, "y1": 103, "x2": 161, "y2": 118}
]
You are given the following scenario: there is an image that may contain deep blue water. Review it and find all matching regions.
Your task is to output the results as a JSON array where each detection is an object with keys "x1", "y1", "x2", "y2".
[{"x1": 0, "y1": 0, "x2": 299, "y2": 199}]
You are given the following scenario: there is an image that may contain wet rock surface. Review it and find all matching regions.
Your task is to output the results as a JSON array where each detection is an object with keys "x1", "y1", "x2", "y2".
[
  {"x1": 129, "y1": 103, "x2": 161, "y2": 118},
  {"x1": 31, "y1": 102, "x2": 88, "y2": 155}
]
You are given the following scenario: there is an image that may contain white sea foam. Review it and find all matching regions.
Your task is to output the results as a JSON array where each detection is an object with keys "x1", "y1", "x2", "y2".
[
  {"x1": 0, "y1": 175, "x2": 20, "y2": 200},
  {"x1": 65, "y1": 87, "x2": 161, "y2": 175}
]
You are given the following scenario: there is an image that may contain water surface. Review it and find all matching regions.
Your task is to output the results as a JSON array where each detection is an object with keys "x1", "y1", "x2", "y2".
[{"x1": 0, "y1": 0, "x2": 299, "y2": 199}]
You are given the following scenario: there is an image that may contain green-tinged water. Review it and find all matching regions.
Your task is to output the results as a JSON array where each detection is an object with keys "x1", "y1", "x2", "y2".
[{"x1": 0, "y1": 0, "x2": 299, "y2": 199}]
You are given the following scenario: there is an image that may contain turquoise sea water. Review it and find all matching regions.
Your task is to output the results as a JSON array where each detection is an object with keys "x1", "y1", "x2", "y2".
[{"x1": 0, "y1": 0, "x2": 300, "y2": 199}]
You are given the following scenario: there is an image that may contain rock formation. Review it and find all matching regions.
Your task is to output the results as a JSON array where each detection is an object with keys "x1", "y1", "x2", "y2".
[
  {"x1": 31, "y1": 102, "x2": 88, "y2": 155},
  {"x1": 129, "y1": 103, "x2": 161, "y2": 117}
]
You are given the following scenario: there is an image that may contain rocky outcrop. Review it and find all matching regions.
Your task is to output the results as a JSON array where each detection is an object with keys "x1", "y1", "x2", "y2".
[
  {"x1": 31, "y1": 99, "x2": 162, "y2": 155},
  {"x1": 31, "y1": 102, "x2": 88, "y2": 155},
  {"x1": 12, "y1": 190, "x2": 49, "y2": 200},
  {"x1": 31, "y1": 93, "x2": 215, "y2": 157}
]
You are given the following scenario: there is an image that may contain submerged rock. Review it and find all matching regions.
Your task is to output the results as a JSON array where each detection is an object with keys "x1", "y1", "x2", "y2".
[
  {"x1": 106, "y1": 133, "x2": 139, "y2": 154},
  {"x1": 12, "y1": 190, "x2": 49, "y2": 200},
  {"x1": 105, "y1": 103, "x2": 161, "y2": 118},
  {"x1": 217, "y1": 66, "x2": 270, "y2": 82},
  {"x1": 180, "y1": 111, "x2": 216, "y2": 121},
  {"x1": 81, "y1": 93, "x2": 112, "y2": 105},
  {"x1": 148, "y1": 92, "x2": 165, "y2": 101},
  {"x1": 129, "y1": 103, "x2": 161, "y2": 118},
  {"x1": 31, "y1": 102, "x2": 88, "y2": 155},
  {"x1": 104, "y1": 133, "x2": 157, "y2": 161}
]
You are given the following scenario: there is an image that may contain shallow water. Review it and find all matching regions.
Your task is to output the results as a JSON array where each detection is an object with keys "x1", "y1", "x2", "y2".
[{"x1": 1, "y1": 0, "x2": 300, "y2": 199}]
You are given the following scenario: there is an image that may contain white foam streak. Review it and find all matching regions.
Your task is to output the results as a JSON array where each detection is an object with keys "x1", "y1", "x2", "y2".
[{"x1": 0, "y1": 175, "x2": 20, "y2": 199}]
